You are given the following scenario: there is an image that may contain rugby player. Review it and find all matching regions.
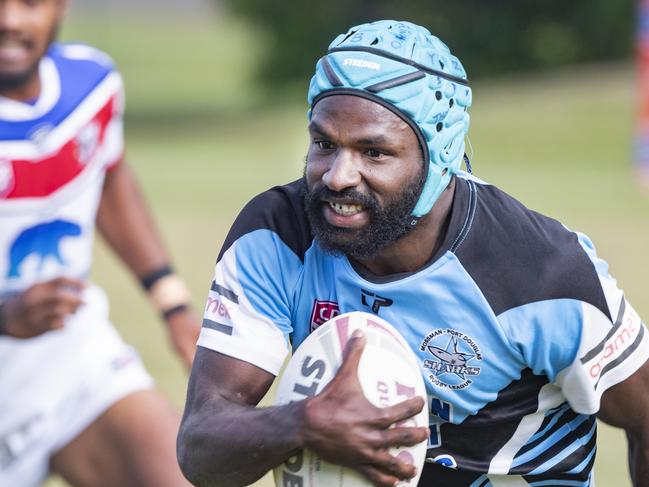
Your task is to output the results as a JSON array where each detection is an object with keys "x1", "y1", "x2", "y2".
[
  {"x1": 178, "y1": 20, "x2": 649, "y2": 487},
  {"x1": 0, "y1": 0, "x2": 199, "y2": 485}
]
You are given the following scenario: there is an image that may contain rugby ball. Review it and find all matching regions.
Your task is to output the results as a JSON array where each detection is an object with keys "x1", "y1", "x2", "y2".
[{"x1": 273, "y1": 311, "x2": 428, "y2": 487}]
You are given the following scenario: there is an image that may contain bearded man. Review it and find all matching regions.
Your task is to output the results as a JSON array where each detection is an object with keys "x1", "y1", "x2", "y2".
[{"x1": 178, "y1": 20, "x2": 649, "y2": 487}]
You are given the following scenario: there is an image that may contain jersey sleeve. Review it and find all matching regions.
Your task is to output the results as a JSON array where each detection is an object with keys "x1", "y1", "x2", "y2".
[
  {"x1": 553, "y1": 233, "x2": 649, "y2": 413},
  {"x1": 103, "y1": 72, "x2": 125, "y2": 171},
  {"x1": 498, "y1": 232, "x2": 649, "y2": 414},
  {"x1": 197, "y1": 184, "x2": 308, "y2": 376}
]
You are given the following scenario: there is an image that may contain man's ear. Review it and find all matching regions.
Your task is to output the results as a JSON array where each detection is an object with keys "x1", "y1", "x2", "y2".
[{"x1": 56, "y1": 0, "x2": 70, "y2": 24}]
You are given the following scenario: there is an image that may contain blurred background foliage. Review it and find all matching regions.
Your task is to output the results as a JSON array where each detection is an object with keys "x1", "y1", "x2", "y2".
[{"x1": 228, "y1": 0, "x2": 635, "y2": 85}]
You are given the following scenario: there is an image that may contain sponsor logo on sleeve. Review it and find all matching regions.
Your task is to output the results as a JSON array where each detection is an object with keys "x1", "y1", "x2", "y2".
[
  {"x1": 580, "y1": 300, "x2": 644, "y2": 386},
  {"x1": 310, "y1": 299, "x2": 340, "y2": 332},
  {"x1": 202, "y1": 281, "x2": 238, "y2": 335},
  {"x1": 420, "y1": 328, "x2": 482, "y2": 390}
]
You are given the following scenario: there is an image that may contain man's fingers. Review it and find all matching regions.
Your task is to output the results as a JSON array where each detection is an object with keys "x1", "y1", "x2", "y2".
[
  {"x1": 378, "y1": 426, "x2": 429, "y2": 448},
  {"x1": 358, "y1": 460, "x2": 413, "y2": 487},
  {"x1": 48, "y1": 276, "x2": 86, "y2": 292},
  {"x1": 358, "y1": 464, "x2": 399, "y2": 487},
  {"x1": 45, "y1": 315, "x2": 66, "y2": 331},
  {"x1": 339, "y1": 330, "x2": 366, "y2": 376},
  {"x1": 373, "y1": 396, "x2": 426, "y2": 428},
  {"x1": 48, "y1": 284, "x2": 84, "y2": 308}
]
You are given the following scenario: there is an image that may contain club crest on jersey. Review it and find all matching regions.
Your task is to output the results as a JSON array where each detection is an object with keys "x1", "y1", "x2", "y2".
[
  {"x1": 28, "y1": 122, "x2": 54, "y2": 147},
  {"x1": 420, "y1": 328, "x2": 483, "y2": 390},
  {"x1": 75, "y1": 121, "x2": 101, "y2": 165},
  {"x1": 0, "y1": 159, "x2": 14, "y2": 197},
  {"x1": 310, "y1": 299, "x2": 340, "y2": 331}
]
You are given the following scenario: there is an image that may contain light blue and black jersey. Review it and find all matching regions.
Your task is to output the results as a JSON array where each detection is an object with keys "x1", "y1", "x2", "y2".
[{"x1": 198, "y1": 173, "x2": 648, "y2": 486}]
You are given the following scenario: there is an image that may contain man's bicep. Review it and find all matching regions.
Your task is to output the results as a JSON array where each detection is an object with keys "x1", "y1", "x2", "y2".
[
  {"x1": 598, "y1": 357, "x2": 649, "y2": 430},
  {"x1": 188, "y1": 346, "x2": 277, "y2": 407}
]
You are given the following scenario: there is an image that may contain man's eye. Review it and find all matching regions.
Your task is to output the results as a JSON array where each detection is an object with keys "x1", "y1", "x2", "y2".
[
  {"x1": 316, "y1": 141, "x2": 333, "y2": 150},
  {"x1": 366, "y1": 149, "x2": 384, "y2": 158}
]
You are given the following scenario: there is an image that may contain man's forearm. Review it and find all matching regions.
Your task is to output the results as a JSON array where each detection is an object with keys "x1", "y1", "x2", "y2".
[
  {"x1": 97, "y1": 162, "x2": 170, "y2": 278},
  {"x1": 178, "y1": 397, "x2": 307, "y2": 487},
  {"x1": 628, "y1": 432, "x2": 649, "y2": 487}
]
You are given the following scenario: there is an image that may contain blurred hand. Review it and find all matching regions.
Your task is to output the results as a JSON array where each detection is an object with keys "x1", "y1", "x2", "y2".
[
  {"x1": 303, "y1": 331, "x2": 429, "y2": 487},
  {"x1": 165, "y1": 307, "x2": 201, "y2": 369},
  {"x1": 1, "y1": 277, "x2": 85, "y2": 339}
]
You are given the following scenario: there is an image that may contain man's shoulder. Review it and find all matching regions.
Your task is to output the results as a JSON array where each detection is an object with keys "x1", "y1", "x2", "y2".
[
  {"x1": 217, "y1": 180, "x2": 313, "y2": 262},
  {"x1": 47, "y1": 42, "x2": 120, "y2": 94},
  {"x1": 49, "y1": 42, "x2": 117, "y2": 74},
  {"x1": 454, "y1": 174, "x2": 609, "y2": 318},
  {"x1": 0, "y1": 43, "x2": 121, "y2": 136}
]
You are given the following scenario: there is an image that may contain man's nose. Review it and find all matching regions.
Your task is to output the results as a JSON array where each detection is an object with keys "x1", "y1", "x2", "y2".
[
  {"x1": 321, "y1": 149, "x2": 362, "y2": 192},
  {"x1": 0, "y1": 1, "x2": 25, "y2": 32}
]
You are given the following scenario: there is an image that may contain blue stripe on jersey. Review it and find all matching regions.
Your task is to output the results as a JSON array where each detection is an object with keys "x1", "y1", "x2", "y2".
[
  {"x1": 468, "y1": 475, "x2": 490, "y2": 487},
  {"x1": 526, "y1": 421, "x2": 596, "y2": 476},
  {"x1": 467, "y1": 475, "x2": 591, "y2": 487},
  {"x1": 0, "y1": 43, "x2": 114, "y2": 141},
  {"x1": 497, "y1": 299, "x2": 583, "y2": 381},
  {"x1": 512, "y1": 414, "x2": 591, "y2": 468},
  {"x1": 234, "y1": 229, "x2": 304, "y2": 339},
  {"x1": 526, "y1": 403, "x2": 573, "y2": 444},
  {"x1": 528, "y1": 479, "x2": 590, "y2": 486},
  {"x1": 566, "y1": 445, "x2": 596, "y2": 475}
]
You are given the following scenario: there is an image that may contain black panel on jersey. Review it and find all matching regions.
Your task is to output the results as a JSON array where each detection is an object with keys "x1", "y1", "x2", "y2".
[
  {"x1": 419, "y1": 462, "x2": 482, "y2": 486},
  {"x1": 217, "y1": 179, "x2": 313, "y2": 263},
  {"x1": 453, "y1": 179, "x2": 611, "y2": 319}
]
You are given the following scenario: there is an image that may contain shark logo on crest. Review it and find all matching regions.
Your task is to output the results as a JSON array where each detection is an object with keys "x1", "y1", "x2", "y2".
[
  {"x1": 428, "y1": 337, "x2": 475, "y2": 380},
  {"x1": 420, "y1": 328, "x2": 483, "y2": 390}
]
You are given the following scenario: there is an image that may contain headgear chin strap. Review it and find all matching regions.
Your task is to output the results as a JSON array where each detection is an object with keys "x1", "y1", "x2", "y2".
[{"x1": 307, "y1": 20, "x2": 472, "y2": 222}]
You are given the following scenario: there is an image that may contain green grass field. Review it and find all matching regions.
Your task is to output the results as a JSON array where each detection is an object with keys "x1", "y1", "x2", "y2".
[{"x1": 42, "y1": 10, "x2": 648, "y2": 487}]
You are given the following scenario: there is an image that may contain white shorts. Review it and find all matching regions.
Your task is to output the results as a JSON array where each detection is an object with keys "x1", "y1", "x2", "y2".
[{"x1": 0, "y1": 285, "x2": 154, "y2": 487}]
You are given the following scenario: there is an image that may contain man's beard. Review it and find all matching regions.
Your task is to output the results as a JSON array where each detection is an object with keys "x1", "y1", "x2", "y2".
[
  {"x1": 0, "y1": 63, "x2": 40, "y2": 92},
  {"x1": 303, "y1": 168, "x2": 425, "y2": 260},
  {"x1": 0, "y1": 25, "x2": 58, "y2": 94}
]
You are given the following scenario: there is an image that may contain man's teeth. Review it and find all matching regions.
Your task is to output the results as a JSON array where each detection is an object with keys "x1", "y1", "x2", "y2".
[
  {"x1": 0, "y1": 39, "x2": 26, "y2": 50},
  {"x1": 329, "y1": 201, "x2": 363, "y2": 216}
]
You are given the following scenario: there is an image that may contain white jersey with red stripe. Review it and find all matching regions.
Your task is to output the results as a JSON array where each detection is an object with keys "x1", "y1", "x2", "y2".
[
  {"x1": 0, "y1": 42, "x2": 124, "y2": 296},
  {"x1": 0, "y1": 44, "x2": 155, "y2": 487}
]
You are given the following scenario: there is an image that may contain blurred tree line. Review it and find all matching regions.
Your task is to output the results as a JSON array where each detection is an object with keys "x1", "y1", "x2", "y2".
[{"x1": 226, "y1": 0, "x2": 634, "y2": 84}]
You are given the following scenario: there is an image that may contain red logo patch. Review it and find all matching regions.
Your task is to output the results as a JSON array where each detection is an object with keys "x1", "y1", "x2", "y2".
[{"x1": 310, "y1": 300, "x2": 340, "y2": 331}]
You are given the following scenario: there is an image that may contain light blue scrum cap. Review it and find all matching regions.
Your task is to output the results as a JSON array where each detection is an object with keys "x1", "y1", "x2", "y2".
[{"x1": 308, "y1": 20, "x2": 472, "y2": 222}]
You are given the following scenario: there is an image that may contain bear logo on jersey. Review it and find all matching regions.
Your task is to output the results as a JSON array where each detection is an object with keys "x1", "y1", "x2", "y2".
[
  {"x1": 420, "y1": 328, "x2": 483, "y2": 390},
  {"x1": 7, "y1": 219, "x2": 82, "y2": 278}
]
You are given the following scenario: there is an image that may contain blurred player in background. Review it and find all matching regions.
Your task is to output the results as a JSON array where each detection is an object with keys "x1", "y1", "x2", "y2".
[
  {"x1": 636, "y1": 0, "x2": 649, "y2": 190},
  {"x1": 178, "y1": 20, "x2": 649, "y2": 487},
  {"x1": 0, "y1": 0, "x2": 199, "y2": 485}
]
